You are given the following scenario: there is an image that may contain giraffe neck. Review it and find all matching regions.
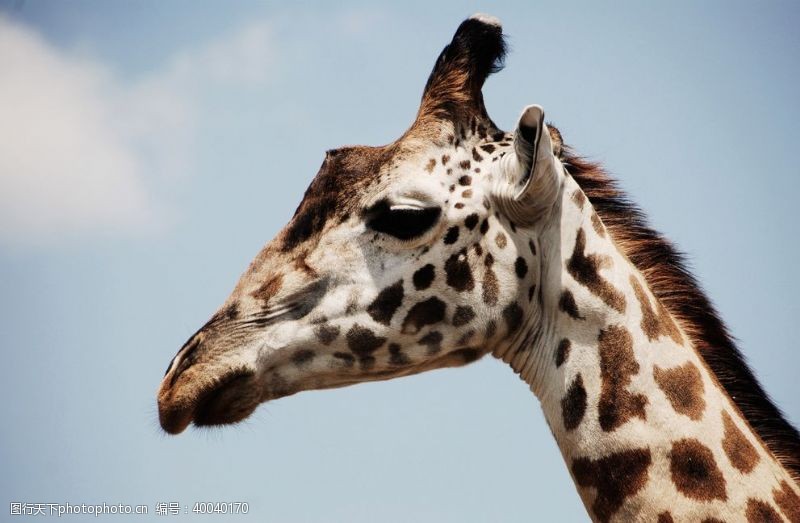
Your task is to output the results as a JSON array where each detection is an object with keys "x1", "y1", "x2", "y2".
[{"x1": 495, "y1": 175, "x2": 800, "y2": 522}]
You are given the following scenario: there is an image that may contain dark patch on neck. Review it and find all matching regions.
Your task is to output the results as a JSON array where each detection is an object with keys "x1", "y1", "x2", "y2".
[
  {"x1": 773, "y1": 480, "x2": 800, "y2": 522},
  {"x1": 514, "y1": 256, "x2": 528, "y2": 278},
  {"x1": 721, "y1": 410, "x2": 760, "y2": 474},
  {"x1": 571, "y1": 448, "x2": 652, "y2": 523},
  {"x1": 555, "y1": 339, "x2": 571, "y2": 367},
  {"x1": 653, "y1": 361, "x2": 705, "y2": 421},
  {"x1": 597, "y1": 325, "x2": 647, "y2": 431},
  {"x1": 669, "y1": 438, "x2": 727, "y2": 501},
  {"x1": 561, "y1": 373, "x2": 587, "y2": 430},
  {"x1": 745, "y1": 499, "x2": 782, "y2": 523},
  {"x1": 630, "y1": 275, "x2": 683, "y2": 345},
  {"x1": 566, "y1": 151, "x2": 800, "y2": 480},
  {"x1": 502, "y1": 302, "x2": 523, "y2": 335},
  {"x1": 559, "y1": 290, "x2": 584, "y2": 320},
  {"x1": 566, "y1": 228, "x2": 625, "y2": 313}
]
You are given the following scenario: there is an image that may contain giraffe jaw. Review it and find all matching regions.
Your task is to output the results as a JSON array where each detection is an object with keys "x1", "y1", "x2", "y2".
[{"x1": 158, "y1": 366, "x2": 260, "y2": 434}]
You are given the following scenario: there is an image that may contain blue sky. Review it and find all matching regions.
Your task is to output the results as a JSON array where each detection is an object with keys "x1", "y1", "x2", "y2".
[{"x1": 1, "y1": 2, "x2": 798, "y2": 521}]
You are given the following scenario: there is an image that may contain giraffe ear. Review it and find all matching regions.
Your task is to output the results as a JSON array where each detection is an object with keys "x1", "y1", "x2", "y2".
[
  {"x1": 496, "y1": 105, "x2": 562, "y2": 224},
  {"x1": 414, "y1": 14, "x2": 506, "y2": 129}
]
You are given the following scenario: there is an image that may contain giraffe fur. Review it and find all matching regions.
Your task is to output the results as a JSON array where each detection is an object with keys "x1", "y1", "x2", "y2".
[{"x1": 157, "y1": 14, "x2": 800, "y2": 522}]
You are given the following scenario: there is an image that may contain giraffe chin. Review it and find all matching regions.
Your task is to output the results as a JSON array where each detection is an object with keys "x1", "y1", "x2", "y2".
[{"x1": 158, "y1": 368, "x2": 259, "y2": 434}]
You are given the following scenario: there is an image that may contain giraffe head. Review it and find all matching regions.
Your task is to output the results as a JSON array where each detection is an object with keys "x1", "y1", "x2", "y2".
[{"x1": 158, "y1": 14, "x2": 566, "y2": 434}]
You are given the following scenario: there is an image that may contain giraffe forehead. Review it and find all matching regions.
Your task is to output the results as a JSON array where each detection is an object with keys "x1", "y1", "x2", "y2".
[{"x1": 279, "y1": 136, "x2": 505, "y2": 253}]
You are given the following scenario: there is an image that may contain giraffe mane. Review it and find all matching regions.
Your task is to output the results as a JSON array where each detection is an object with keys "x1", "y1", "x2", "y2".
[{"x1": 563, "y1": 148, "x2": 800, "y2": 483}]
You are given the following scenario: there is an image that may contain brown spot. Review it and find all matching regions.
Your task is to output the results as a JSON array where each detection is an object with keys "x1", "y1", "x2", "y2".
[
  {"x1": 479, "y1": 218, "x2": 489, "y2": 235},
  {"x1": 653, "y1": 361, "x2": 706, "y2": 420},
  {"x1": 412, "y1": 264, "x2": 435, "y2": 290},
  {"x1": 464, "y1": 213, "x2": 479, "y2": 230},
  {"x1": 459, "y1": 159, "x2": 471, "y2": 170},
  {"x1": 722, "y1": 410, "x2": 760, "y2": 474},
  {"x1": 571, "y1": 448, "x2": 652, "y2": 523},
  {"x1": 461, "y1": 189, "x2": 473, "y2": 198},
  {"x1": 454, "y1": 202, "x2": 464, "y2": 209},
  {"x1": 418, "y1": 331, "x2": 443, "y2": 354},
  {"x1": 669, "y1": 438, "x2": 727, "y2": 501},
  {"x1": 571, "y1": 189, "x2": 586, "y2": 210},
  {"x1": 444, "y1": 226, "x2": 460, "y2": 245},
  {"x1": 314, "y1": 323, "x2": 340, "y2": 345},
  {"x1": 495, "y1": 232, "x2": 507, "y2": 248},
  {"x1": 445, "y1": 249, "x2": 474, "y2": 292},
  {"x1": 591, "y1": 211, "x2": 606, "y2": 237},
  {"x1": 528, "y1": 239, "x2": 537, "y2": 256},
  {"x1": 562, "y1": 374, "x2": 587, "y2": 430},
  {"x1": 251, "y1": 273, "x2": 284, "y2": 304},
  {"x1": 480, "y1": 143, "x2": 496, "y2": 153},
  {"x1": 745, "y1": 499, "x2": 782, "y2": 523},
  {"x1": 388, "y1": 343, "x2": 411, "y2": 366},
  {"x1": 333, "y1": 352, "x2": 355, "y2": 367},
  {"x1": 567, "y1": 228, "x2": 625, "y2": 313},
  {"x1": 598, "y1": 325, "x2": 647, "y2": 431},
  {"x1": 452, "y1": 306, "x2": 475, "y2": 326},
  {"x1": 472, "y1": 147, "x2": 483, "y2": 162},
  {"x1": 657, "y1": 512, "x2": 675, "y2": 523},
  {"x1": 701, "y1": 519, "x2": 726, "y2": 523},
  {"x1": 291, "y1": 349, "x2": 315, "y2": 366},
  {"x1": 514, "y1": 256, "x2": 528, "y2": 278},
  {"x1": 630, "y1": 275, "x2": 683, "y2": 345},
  {"x1": 559, "y1": 289, "x2": 584, "y2": 320},
  {"x1": 425, "y1": 158, "x2": 436, "y2": 173},
  {"x1": 346, "y1": 324, "x2": 386, "y2": 359},
  {"x1": 401, "y1": 297, "x2": 446, "y2": 334},
  {"x1": 773, "y1": 480, "x2": 800, "y2": 522},
  {"x1": 441, "y1": 154, "x2": 450, "y2": 165},
  {"x1": 366, "y1": 280, "x2": 404, "y2": 325},
  {"x1": 458, "y1": 175, "x2": 472, "y2": 186},
  {"x1": 502, "y1": 302, "x2": 524, "y2": 335},
  {"x1": 482, "y1": 254, "x2": 498, "y2": 306},
  {"x1": 555, "y1": 339, "x2": 571, "y2": 367}
]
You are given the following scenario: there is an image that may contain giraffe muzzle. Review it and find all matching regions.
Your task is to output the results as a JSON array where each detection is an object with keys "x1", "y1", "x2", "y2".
[{"x1": 158, "y1": 365, "x2": 259, "y2": 434}]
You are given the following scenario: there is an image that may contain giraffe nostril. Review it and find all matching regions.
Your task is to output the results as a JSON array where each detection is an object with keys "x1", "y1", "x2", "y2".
[{"x1": 167, "y1": 337, "x2": 201, "y2": 385}]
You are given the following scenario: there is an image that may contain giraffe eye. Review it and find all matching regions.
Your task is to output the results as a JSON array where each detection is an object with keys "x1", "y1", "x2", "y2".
[{"x1": 365, "y1": 199, "x2": 441, "y2": 240}]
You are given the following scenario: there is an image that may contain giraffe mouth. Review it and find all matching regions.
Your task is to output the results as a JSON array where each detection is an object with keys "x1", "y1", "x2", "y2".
[{"x1": 158, "y1": 367, "x2": 259, "y2": 434}]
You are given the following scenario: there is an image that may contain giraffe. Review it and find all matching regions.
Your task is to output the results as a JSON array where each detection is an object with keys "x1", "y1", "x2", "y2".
[{"x1": 157, "y1": 14, "x2": 800, "y2": 522}]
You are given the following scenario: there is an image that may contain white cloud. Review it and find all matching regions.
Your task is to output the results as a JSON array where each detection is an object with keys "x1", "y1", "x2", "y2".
[{"x1": 0, "y1": 15, "x2": 275, "y2": 247}]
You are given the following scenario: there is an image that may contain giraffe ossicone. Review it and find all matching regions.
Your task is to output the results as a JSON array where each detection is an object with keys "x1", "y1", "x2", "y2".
[{"x1": 157, "y1": 14, "x2": 800, "y2": 522}]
